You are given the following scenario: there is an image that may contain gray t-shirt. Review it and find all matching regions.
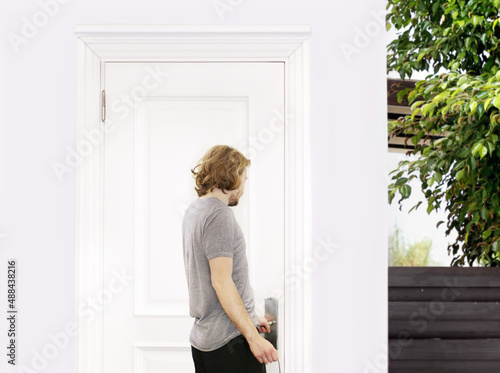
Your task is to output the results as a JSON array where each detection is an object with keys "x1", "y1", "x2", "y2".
[{"x1": 182, "y1": 196, "x2": 259, "y2": 351}]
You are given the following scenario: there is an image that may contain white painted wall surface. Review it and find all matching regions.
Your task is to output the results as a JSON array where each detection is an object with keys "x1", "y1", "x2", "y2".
[{"x1": 0, "y1": 0, "x2": 388, "y2": 372}]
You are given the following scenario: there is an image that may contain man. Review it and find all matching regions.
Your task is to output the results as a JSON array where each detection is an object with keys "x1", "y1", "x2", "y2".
[{"x1": 182, "y1": 145, "x2": 279, "y2": 373}]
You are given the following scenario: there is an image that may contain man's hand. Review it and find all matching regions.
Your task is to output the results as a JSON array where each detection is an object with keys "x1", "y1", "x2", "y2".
[
  {"x1": 247, "y1": 334, "x2": 279, "y2": 364},
  {"x1": 257, "y1": 315, "x2": 271, "y2": 333}
]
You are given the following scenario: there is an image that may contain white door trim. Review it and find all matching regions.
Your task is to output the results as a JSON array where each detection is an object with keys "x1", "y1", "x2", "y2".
[{"x1": 75, "y1": 25, "x2": 311, "y2": 373}]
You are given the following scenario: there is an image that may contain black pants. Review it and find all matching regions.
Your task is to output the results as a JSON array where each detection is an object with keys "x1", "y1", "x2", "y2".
[{"x1": 191, "y1": 334, "x2": 266, "y2": 373}]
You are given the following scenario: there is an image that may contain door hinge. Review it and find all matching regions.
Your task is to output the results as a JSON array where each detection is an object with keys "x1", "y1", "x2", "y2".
[{"x1": 101, "y1": 90, "x2": 106, "y2": 122}]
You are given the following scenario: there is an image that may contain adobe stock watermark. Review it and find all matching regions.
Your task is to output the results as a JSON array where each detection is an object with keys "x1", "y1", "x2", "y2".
[
  {"x1": 213, "y1": 0, "x2": 244, "y2": 21},
  {"x1": 223, "y1": 235, "x2": 339, "y2": 354},
  {"x1": 7, "y1": 0, "x2": 72, "y2": 53},
  {"x1": 340, "y1": 9, "x2": 386, "y2": 63},
  {"x1": 51, "y1": 65, "x2": 172, "y2": 183},
  {"x1": 237, "y1": 108, "x2": 293, "y2": 162},
  {"x1": 363, "y1": 277, "x2": 463, "y2": 373},
  {"x1": 11, "y1": 267, "x2": 133, "y2": 372},
  {"x1": 253, "y1": 235, "x2": 339, "y2": 317}
]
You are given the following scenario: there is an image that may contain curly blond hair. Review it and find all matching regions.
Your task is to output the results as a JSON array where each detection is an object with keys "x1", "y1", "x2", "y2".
[{"x1": 191, "y1": 145, "x2": 251, "y2": 197}]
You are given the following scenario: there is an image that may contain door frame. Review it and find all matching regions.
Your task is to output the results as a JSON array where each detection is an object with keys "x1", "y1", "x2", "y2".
[{"x1": 75, "y1": 24, "x2": 311, "y2": 373}]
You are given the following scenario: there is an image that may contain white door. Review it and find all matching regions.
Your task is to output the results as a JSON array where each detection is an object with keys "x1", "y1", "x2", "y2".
[{"x1": 103, "y1": 62, "x2": 285, "y2": 373}]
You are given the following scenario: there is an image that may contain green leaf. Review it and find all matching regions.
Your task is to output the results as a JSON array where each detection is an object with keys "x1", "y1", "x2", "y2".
[
  {"x1": 481, "y1": 207, "x2": 489, "y2": 220},
  {"x1": 484, "y1": 97, "x2": 493, "y2": 110},
  {"x1": 433, "y1": 92, "x2": 446, "y2": 103},
  {"x1": 417, "y1": 52, "x2": 427, "y2": 63},
  {"x1": 433, "y1": 138, "x2": 447, "y2": 147},
  {"x1": 424, "y1": 84, "x2": 436, "y2": 95},
  {"x1": 470, "y1": 156, "x2": 477, "y2": 170},
  {"x1": 457, "y1": 169, "x2": 464, "y2": 181},
  {"x1": 472, "y1": 16, "x2": 481, "y2": 28},
  {"x1": 486, "y1": 142, "x2": 495, "y2": 155},
  {"x1": 454, "y1": 160, "x2": 465, "y2": 171},
  {"x1": 473, "y1": 213, "x2": 480, "y2": 224},
  {"x1": 493, "y1": 95, "x2": 500, "y2": 110},
  {"x1": 477, "y1": 103, "x2": 485, "y2": 119},
  {"x1": 395, "y1": 177, "x2": 408, "y2": 186},
  {"x1": 484, "y1": 230, "x2": 492, "y2": 240},
  {"x1": 397, "y1": 88, "x2": 411, "y2": 103},
  {"x1": 408, "y1": 201, "x2": 423, "y2": 213},
  {"x1": 421, "y1": 103, "x2": 435, "y2": 116},
  {"x1": 457, "y1": 147, "x2": 469, "y2": 158},
  {"x1": 476, "y1": 91, "x2": 489, "y2": 100},
  {"x1": 449, "y1": 88, "x2": 460, "y2": 100},
  {"x1": 410, "y1": 101, "x2": 425, "y2": 111},
  {"x1": 469, "y1": 101, "x2": 478, "y2": 113},
  {"x1": 400, "y1": 184, "x2": 411, "y2": 199},
  {"x1": 472, "y1": 142, "x2": 485, "y2": 157},
  {"x1": 388, "y1": 189, "x2": 396, "y2": 204},
  {"x1": 480, "y1": 144, "x2": 488, "y2": 159},
  {"x1": 434, "y1": 172, "x2": 442, "y2": 183},
  {"x1": 411, "y1": 107, "x2": 421, "y2": 120}
]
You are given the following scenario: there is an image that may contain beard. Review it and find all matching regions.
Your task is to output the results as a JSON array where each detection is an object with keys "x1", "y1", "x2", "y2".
[{"x1": 228, "y1": 190, "x2": 242, "y2": 207}]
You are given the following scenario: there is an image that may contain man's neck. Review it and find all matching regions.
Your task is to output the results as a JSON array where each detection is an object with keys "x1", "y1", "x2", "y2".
[{"x1": 200, "y1": 191, "x2": 229, "y2": 205}]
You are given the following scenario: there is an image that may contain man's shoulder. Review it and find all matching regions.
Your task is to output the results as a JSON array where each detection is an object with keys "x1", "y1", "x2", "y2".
[
  {"x1": 184, "y1": 198, "x2": 233, "y2": 225},
  {"x1": 205, "y1": 205, "x2": 234, "y2": 226}
]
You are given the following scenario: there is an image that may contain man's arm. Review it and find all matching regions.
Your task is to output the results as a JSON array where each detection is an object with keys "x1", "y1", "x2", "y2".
[{"x1": 209, "y1": 256, "x2": 279, "y2": 364}]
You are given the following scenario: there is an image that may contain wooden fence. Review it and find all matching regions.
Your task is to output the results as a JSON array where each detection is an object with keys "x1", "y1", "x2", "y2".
[{"x1": 389, "y1": 267, "x2": 500, "y2": 372}]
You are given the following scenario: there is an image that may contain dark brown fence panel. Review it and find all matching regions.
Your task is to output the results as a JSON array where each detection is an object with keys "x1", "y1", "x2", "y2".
[
  {"x1": 389, "y1": 359, "x2": 500, "y2": 373},
  {"x1": 389, "y1": 287, "x2": 500, "y2": 302},
  {"x1": 389, "y1": 267, "x2": 500, "y2": 373}
]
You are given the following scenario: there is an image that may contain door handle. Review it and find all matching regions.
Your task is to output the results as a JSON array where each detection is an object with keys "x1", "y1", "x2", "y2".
[{"x1": 264, "y1": 297, "x2": 278, "y2": 349}]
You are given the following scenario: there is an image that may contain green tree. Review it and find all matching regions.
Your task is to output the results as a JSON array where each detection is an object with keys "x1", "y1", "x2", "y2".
[
  {"x1": 387, "y1": 0, "x2": 500, "y2": 79},
  {"x1": 389, "y1": 225, "x2": 437, "y2": 266},
  {"x1": 387, "y1": 0, "x2": 500, "y2": 266}
]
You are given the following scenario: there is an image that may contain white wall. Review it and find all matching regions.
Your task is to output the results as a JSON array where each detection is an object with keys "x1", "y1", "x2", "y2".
[{"x1": 0, "y1": 0, "x2": 388, "y2": 372}]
